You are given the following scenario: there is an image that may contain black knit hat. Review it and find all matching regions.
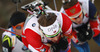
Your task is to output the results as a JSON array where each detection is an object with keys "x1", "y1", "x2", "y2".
[{"x1": 10, "y1": 11, "x2": 26, "y2": 26}]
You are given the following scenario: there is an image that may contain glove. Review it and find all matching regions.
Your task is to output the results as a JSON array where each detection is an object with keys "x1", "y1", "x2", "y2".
[
  {"x1": 58, "y1": 37, "x2": 68, "y2": 50},
  {"x1": 50, "y1": 37, "x2": 68, "y2": 52},
  {"x1": 77, "y1": 31, "x2": 88, "y2": 42},
  {"x1": 76, "y1": 27, "x2": 94, "y2": 42},
  {"x1": 50, "y1": 43, "x2": 60, "y2": 52},
  {"x1": 86, "y1": 28, "x2": 94, "y2": 40},
  {"x1": 75, "y1": 23, "x2": 94, "y2": 42}
]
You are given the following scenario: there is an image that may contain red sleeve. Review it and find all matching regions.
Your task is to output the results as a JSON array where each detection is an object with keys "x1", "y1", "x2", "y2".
[
  {"x1": 24, "y1": 28, "x2": 49, "y2": 52},
  {"x1": 60, "y1": 13, "x2": 72, "y2": 52},
  {"x1": 61, "y1": 13, "x2": 72, "y2": 35},
  {"x1": 89, "y1": 19, "x2": 100, "y2": 37}
]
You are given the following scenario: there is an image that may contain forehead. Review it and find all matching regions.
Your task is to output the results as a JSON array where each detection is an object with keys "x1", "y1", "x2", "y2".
[
  {"x1": 69, "y1": 11, "x2": 82, "y2": 18},
  {"x1": 40, "y1": 20, "x2": 60, "y2": 35},
  {"x1": 65, "y1": 2, "x2": 82, "y2": 17}
]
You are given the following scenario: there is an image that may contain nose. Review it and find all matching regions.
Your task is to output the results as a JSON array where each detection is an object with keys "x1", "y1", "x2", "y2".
[
  {"x1": 76, "y1": 17, "x2": 81, "y2": 21},
  {"x1": 76, "y1": 18, "x2": 82, "y2": 23},
  {"x1": 53, "y1": 36, "x2": 59, "y2": 42}
]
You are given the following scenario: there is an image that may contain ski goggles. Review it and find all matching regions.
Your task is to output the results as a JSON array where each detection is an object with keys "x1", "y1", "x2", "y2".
[
  {"x1": 70, "y1": 12, "x2": 82, "y2": 20},
  {"x1": 12, "y1": 23, "x2": 24, "y2": 29},
  {"x1": 43, "y1": 28, "x2": 62, "y2": 38}
]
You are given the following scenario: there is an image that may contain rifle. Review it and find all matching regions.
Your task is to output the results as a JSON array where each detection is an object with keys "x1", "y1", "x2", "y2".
[
  {"x1": 21, "y1": 0, "x2": 52, "y2": 15},
  {"x1": 0, "y1": 27, "x2": 26, "y2": 38}
]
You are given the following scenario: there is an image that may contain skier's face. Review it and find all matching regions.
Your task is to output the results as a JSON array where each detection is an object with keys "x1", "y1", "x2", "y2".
[
  {"x1": 70, "y1": 12, "x2": 83, "y2": 24},
  {"x1": 13, "y1": 22, "x2": 24, "y2": 35}
]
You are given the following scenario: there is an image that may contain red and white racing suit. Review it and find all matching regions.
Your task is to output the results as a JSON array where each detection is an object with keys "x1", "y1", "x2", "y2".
[{"x1": 22, "y1": 10, "x2": 72, "y2": 52}]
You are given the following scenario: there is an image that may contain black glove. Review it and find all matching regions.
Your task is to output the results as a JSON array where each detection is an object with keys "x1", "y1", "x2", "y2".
[
  {"x1": 77, "y1": 31, "x2": 88, "y2": 42},
  {"x1": 50, "y1": 37, "x2": 68, "y2": 52},
  {"x1": 86, "y1": 28, "x2": 94, "y2": 40},
  {"x1": 58, "y1": 37, "x2": 68, "y2": 50},
  {"x1": 50, "y1": 43, "x2": 60, "y2": 52},
  {"x1": 76, "y1": 24, "x2": 94, "y2": 42}
]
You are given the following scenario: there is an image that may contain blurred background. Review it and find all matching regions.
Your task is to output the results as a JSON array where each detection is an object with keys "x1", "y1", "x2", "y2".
[{"x1": 0, "y1": 0, "x2": 100, "y2": 52}]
